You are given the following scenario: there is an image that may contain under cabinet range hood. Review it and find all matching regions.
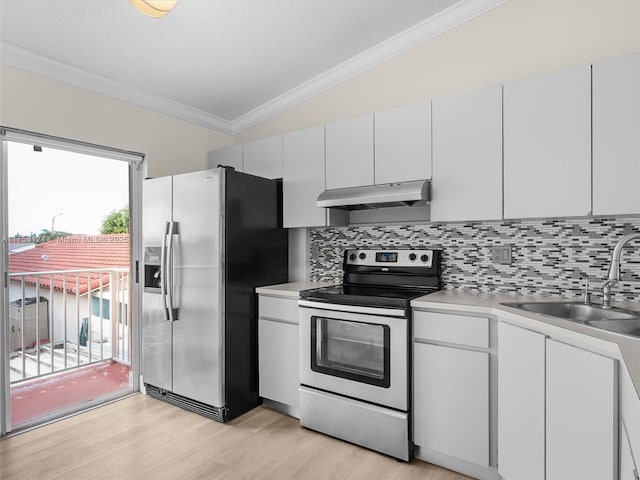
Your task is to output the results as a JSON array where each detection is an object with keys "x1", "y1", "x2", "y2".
[{"x1": 316, "y1": 179, "x2": 430, "y2": 210}]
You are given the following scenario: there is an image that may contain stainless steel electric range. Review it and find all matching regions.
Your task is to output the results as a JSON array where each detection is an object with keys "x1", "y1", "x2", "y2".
[{"x1": 298, "y1": 248, "x2": 442, "y2": 460}]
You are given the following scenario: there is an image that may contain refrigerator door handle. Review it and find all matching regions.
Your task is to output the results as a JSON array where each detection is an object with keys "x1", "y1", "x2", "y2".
[
  {"x1": 160, "y1": 222, "x2": 170, "y2": 321},
  {"x1": 166, "y1": 221, "x2": 176, "y2": 321}
]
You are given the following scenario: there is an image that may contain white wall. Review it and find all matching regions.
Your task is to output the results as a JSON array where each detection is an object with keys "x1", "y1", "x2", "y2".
[
  {"x1": 0, "y1": 66, "x2": 233, "y2": 177},
  {"x1": 235, "y1": 0, "x2": 640, "y2": 143}
]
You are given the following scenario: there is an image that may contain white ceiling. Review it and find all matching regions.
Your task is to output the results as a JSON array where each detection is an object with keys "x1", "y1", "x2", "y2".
[{"x1": 0, "y1": 0, "x2": 505, "y2": 134}]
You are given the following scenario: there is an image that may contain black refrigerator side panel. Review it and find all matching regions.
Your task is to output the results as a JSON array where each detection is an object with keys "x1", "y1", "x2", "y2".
[{"x1": 224, "y1": 169, "x2": 288, "y2": 420}]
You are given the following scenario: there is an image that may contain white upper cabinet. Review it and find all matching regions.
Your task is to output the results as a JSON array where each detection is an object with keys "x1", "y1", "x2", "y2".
[
  {"x1": 432, "y1": 85, "x2": 503, "y2": 222},
  {"x1": 242, "y1": 135, "x2": 283, "y2": 179},
  {"x1": 207, "y1": 144, "x2": 243, "y2": 172},
  {"x1": 374, "y1": 102, "x2": 431, "y2": 184},
  {"x1": 593, "y1": 53, "x2": 640, "y2": 215},
  {"x1": 325, "y1": 114, "x2": 374, "y2": 190},
  {"x1": 282, "y1": 126, "x2": 327, "y2": 228},
  {"x1": 503, "y1": 64, "x2": 591, "y2": 219}
]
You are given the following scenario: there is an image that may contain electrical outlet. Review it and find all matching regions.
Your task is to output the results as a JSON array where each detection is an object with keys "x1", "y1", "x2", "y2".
[{"x1": 492, "y1": 245, "x2": 512, "y2": 265}]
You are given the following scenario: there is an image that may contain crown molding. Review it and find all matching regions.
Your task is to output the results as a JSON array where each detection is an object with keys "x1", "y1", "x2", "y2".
[
  {"x1": 229, "y1": 0, "x2": 507, "y2": 133},
  {"x1": 0, "y1": 42, "x2": 234, "y2": 134},
  {"x1": 1, "y1": 0, "x2": 506, "y2": 136}
]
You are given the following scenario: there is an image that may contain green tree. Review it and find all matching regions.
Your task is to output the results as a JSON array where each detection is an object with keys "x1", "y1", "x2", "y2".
[
  {"x1": 101, "y1": 207, "x2": 130, "y2": 234},
  {"x1": 38, "y1": 229, "x2": 71, "y2": 242}
]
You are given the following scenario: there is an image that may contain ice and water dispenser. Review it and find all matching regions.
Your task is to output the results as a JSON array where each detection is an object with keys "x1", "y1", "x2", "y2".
[{"x1": 144, "y1": 247, "x2": 162, "y2": 292}]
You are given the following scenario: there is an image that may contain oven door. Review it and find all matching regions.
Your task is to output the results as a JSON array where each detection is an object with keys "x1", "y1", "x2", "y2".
[{"x1": 299, "y1": 301, "x2": 408, "y2": 411}]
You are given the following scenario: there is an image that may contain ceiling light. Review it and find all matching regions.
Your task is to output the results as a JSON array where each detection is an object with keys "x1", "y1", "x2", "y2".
[{"x1": 129, "y1": 0, "x2": 178, "y2": 19}]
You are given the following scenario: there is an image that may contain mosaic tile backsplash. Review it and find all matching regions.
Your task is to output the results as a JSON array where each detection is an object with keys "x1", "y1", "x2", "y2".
[{"x1": 309, "y1": 217, "x2": 640, "y2": 303}]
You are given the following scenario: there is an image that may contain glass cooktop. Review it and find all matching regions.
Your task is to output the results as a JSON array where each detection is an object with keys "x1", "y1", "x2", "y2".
[{"x1": 300, "y1": 284, "x2": 439, "y2": 309}]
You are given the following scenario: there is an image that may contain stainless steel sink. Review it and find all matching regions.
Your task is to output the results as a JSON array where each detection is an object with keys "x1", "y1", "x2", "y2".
[
  {"x1": 502, "y1": 302, "x2": 639, "y2": 322},
  {"x1": 584, "y1": 319, "x2": 640, "y2": 337},
  {"x1": 501, "y1": 301, "x2": 640, "y2": 339}
]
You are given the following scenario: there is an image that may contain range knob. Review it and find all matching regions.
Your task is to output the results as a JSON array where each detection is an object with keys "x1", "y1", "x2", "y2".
[
  {"x1": 358, "y1": 252, "x2": 366, "y2": 260},
  {"x1": 409, "y1": 253, "x2": 417, "y2": 261},
  {"x1": 349, "y1": 253, "x2": 356, "y2": 261},
  {"x1": 421, "y1": 254, "x2": 429, "y2": 263}
]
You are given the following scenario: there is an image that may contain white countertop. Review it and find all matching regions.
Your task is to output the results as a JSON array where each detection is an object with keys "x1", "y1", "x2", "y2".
[
  {"x1": 255, "y1": 281, "x2": 337, "y2": 299},
  {"x1": 412, "y1": 289, "x2": 640, "y2": 400}
]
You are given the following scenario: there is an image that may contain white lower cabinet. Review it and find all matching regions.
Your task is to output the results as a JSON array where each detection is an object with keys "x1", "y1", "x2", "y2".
[
  {"x1": 498, "y1": 321, "x2": 618, "y2": 480},
  {"x1": 414, "y1": 343, "x2": 489, "y2": 465},
  {"x1": 621, "y1": 421, "x2": 640, "y2": 480},
  {"x1": 258, "y1": 294, "x2": 299, "y2": 417},
  {"x1": 619, "y1": 364, "x2": 640, "y2": 480},
  {"x1": 413, "y1": 310, "x2": 496, "y2": 480},
  {"x1": 497, "y1": 322, "x2": 546, "y2": 480},
  {"x1": 546, "y1": 339, "x2": 618, "y2": 480}
]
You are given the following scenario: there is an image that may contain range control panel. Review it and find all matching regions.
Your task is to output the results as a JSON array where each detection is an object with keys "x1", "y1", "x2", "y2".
[{"x1": 344, "y1": 249, "x2": 436, "y2": 268}]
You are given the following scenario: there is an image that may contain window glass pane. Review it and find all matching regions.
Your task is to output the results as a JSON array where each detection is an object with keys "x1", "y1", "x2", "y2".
[{"x1": 91, "y1": 297, "x2": 110, "y2": 320}]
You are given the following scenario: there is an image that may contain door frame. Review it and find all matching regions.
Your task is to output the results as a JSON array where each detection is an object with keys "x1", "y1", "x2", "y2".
[{"x1": 0, "y1": 127, "x2": 145, "y2": 435}]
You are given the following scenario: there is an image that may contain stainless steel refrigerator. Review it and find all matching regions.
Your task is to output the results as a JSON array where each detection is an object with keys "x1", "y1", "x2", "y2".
[{"x1": 142, "y1": 166, "x2": 288, "y2": 422}]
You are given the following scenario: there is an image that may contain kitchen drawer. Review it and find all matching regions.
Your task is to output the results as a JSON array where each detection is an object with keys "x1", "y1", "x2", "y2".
[
  {"x1": 413, "y1": 310, "x2": 489, "y2": 348},
  {"x1": 258, "y1": 295, "x2": 299, "y2": 324}
]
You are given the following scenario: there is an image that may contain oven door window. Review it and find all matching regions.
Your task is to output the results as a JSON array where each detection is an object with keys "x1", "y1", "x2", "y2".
[{"x1": 311, "y1": 316, "x2": 391, "y2": 388}]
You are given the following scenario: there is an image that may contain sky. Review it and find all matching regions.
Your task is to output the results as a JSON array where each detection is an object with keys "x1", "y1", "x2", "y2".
[{"x1": 8, "y1": 141, "x2": 129, "y2": 237}]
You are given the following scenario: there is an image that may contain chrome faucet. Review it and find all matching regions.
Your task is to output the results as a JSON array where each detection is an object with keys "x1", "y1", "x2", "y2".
[
  {"x1": 602, "y1": 232, "x2": 640, "y2": 308},
  {"x1": 581, "y1": 272, "x2": 591, "y2": 304}
]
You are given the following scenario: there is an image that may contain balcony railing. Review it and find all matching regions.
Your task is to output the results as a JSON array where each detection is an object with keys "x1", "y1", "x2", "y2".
[{"x1": 8, "y1": 268, "x2": 130, "y2": 383}]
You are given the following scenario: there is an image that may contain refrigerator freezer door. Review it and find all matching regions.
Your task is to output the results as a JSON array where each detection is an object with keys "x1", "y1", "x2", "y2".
[
  {"x1": 142, "y1": 176, "x2": 173, "y2": 391},
  {"x1": 171, "y1": 169, "x2": 224, "y2": 407}
]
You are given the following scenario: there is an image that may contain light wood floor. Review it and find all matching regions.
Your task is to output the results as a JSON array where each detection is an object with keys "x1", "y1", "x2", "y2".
[{"x1": 0, "y1": 394, "x2": 471, "y2": 480}]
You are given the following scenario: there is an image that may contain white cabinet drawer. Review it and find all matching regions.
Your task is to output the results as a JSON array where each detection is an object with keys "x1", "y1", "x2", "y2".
[
  {"x1": 413, "y1": 310, "x2": 489, "y2": 348},
  {"x1": 258, "y1": 295, "x2": 299, "y2": 324}
]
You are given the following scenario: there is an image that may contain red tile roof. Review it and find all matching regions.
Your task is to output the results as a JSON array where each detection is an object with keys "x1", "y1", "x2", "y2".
[{"x1": 9, "y1": 234, "x2": 130, "y2": 295}]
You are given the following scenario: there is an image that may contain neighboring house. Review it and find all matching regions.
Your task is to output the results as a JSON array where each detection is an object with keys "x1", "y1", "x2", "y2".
[
  {"x1": 8, "y1": 237, "x2": 35, "y2": 254},
  {"x1": 8, "y1": 234, "x2": 130, "y2": 349}
]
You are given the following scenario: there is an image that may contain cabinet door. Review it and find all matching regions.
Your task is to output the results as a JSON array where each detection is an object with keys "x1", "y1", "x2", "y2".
[
  {"x1": 414, "y1": 342, "x2": 489, "y2": 467},
  {"x1": 497, "y1": 322, "x2": 545, "y2": 480},
  {"x1": 374, "y1": 103, "x2": 431, "y2": 184},
  {"x1": 593, "y1": 53, "x2": 640, "y2": 215},
  {"x1": 432, "y1": 85, "x2": 502, "y2": 222},
  {"x1": 620, "y1": 366, "x2": 640, "y2": 480},
  {"x1": 258, "y1": 318, "x2": 299, "y2": 409},
  {"x1": 208, "y1": 144, "x2": 243, "y2": 172},
  {"x1": 503, "y1": 65, "x2": 591, "y2": 219},
  {"x1": 546, "y1": 339, "x2": 618, "y2": 480},
  {"x1": 282, "y1": 126, "x2": 327, "y2": 228},
  {"x1": 325, "y1": 114, "x2": 374, "y2": 190},
  {"x1": 621, "y1": 421, "x2": 640, "y2": 480},
  {"x1": 243, "y1": 135, "x2": 283, "y2": 179}
]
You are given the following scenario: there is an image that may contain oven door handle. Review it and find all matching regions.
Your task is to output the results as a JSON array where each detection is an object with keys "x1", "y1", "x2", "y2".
[{"x1": 298, "y1": 300, "x2": 406, "y2": 318}]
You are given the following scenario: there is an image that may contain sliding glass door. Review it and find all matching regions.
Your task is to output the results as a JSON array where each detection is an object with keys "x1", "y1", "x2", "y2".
[{"x1": 0, "y1": 129, "x2": 143, "y2": 434}]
